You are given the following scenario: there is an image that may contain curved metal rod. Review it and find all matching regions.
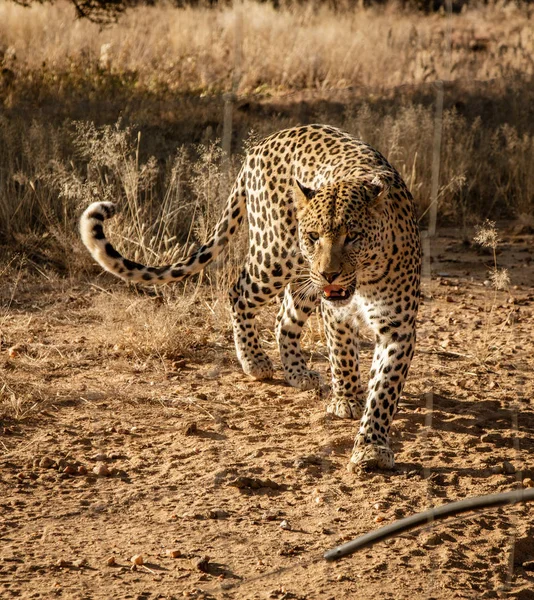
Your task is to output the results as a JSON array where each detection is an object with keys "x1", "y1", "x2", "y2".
[{"x1": 324, "y1": 488, "x2": 534, "y2": 561}]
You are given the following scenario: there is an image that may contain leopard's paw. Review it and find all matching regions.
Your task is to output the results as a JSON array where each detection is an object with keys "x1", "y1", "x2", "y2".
[
  {"x1": 286, "y1": 369, "x2": 323, "y2": 391},
  {"x1": 241, "y1": 355, "x2": 274, "y2": 381},
  {"x1": 326, "y1": 398, "x2": 364, "y2": 420},
  {"x1": 347, "y1": 442, "x2": 394, "y2": 472}
]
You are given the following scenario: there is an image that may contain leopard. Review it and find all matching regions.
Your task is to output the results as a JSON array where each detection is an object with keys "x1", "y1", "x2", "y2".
[{"x1": 80, "y1": 124, "x2": 421, "y2": 471}]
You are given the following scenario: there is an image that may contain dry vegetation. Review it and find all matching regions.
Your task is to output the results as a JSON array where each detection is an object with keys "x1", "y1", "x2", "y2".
[
  {"x1": 1, "y1": 1, "x2": 534, "y2": 598},
  {"x1": 1, "y1": 1, "x2": 534, "y2": 92},
  {"x1": 1, "y1": 0, "x2": 534, "y2": 255}
]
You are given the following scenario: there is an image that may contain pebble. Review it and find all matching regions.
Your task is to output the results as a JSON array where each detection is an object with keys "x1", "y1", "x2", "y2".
[
  {"x1": 503, "y1": 461, "x2": 516, "y2": 474},
  {"x1": 183, "y1": 422, "x2": 198, "y2": 436},
  {"x1": 93, "y1": 463, "x2": 110, "y2": 477},
  {"x1": 165, "y1": 549, "x2": 182, "y2": 558},
  {"x1": 56, "y1": 559, "x2": 70, "y2": 568},
  {"x1": 7, "y1": 344, "x2": 25, "y2": 359},
  {"x1": 208, "y1": 509, "x2": 228, "y2": 519},
  {"x1": 191, "y1": 556, "x2": 210, "y2": 572},
  {"x1": 72, "y1": 558, "x2": 85, "y2": 568},
  {"x1": 91, "y1": 453, "x2": 108, "y2": 462},
  {"x1": 131, "y1": 554, "x2": 144, "y2": 566},
  {"x1": 523, "y1": 478, "x2": 534, "y2": 488},
  {"x1": 39, "y1": 457, "x2": 55, "y2": 469},
  {"x1": 106, "y1": 556, "x2": 116, "y2": 566},
  {"x1": 374, "y1": 515, "x2": 386, "y2": 523},
  {"x1": 279, "y1": 520, "x2": 291, "y2": 530}
]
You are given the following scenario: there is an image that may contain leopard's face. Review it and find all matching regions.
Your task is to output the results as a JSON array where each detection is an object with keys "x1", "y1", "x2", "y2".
[{"x1": 294, "y1": 178, "x2": 389, "y2": 305}]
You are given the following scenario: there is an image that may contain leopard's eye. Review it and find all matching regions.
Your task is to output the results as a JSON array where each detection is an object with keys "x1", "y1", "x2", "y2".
[
  {"x1": 308, "y1": 232, "x2": 320, "y2": 243},
  {"x1": 345, "y1": 232, "x2": 360, "y2": 244}
]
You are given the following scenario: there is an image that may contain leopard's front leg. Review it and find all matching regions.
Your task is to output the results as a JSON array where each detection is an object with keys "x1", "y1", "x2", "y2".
[
  {"x1": 348, "y1": 326, "x2": 416, "y2": 471},
  {"x1": 321, "y1": 300, "x2": 366, "y2": 419}
]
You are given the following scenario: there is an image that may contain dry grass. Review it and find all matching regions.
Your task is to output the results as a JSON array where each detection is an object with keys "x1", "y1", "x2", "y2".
[
  {"x1": 0, "y1": 1, "x2": 533, "y2": 259},
  {"x1": 1, "y1": 1, "x2": 533, "y2": 93}
]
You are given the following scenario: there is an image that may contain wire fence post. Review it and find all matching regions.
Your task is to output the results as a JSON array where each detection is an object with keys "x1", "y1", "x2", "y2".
[
  {"x1": 428, "y1": 80, "x2": 444, "y2": 237},
  {"x1": 222, "y1": 3, "x2": 243, "y2": 162}
]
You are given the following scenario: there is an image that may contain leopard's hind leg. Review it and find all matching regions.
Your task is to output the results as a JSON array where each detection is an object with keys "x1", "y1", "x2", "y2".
[{"x1": 229, "y1": 267, "x2": 286, "y2": 381}]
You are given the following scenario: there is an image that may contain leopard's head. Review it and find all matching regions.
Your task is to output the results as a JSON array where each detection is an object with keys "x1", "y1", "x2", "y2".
[{"x1": 293, "y1": 176, "x2": 390, "y2": 305}]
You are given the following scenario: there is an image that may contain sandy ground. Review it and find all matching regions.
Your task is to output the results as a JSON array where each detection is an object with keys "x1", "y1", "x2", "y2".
[{"x1": 1, "y1": 228, "x2": 534, "y2": 600}]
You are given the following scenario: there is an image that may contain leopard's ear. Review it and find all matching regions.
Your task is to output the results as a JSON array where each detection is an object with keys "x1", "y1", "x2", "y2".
[
  {"x1": 366, "y1": 175, "x2": 390, "y2": 212},
  {"x1": 293, "y1": 180, "x2": 316, "y2": 214}
]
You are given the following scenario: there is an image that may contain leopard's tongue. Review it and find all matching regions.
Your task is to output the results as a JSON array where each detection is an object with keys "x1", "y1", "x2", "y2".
[{"x1": 323, "y1": 285, "x2": 345, "y2": 298}]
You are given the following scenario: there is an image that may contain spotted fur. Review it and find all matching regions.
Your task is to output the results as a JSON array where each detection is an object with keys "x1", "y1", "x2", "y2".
[{"x1": 80, "y1": 124, "x2": 421, "y2": 471}]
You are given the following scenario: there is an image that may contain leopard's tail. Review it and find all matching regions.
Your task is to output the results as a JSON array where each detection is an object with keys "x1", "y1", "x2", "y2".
[{"x1": 80, "y1": 173, "x2": 246, "y2": 285}]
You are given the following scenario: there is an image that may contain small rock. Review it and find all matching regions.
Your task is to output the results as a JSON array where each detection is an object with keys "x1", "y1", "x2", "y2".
[
  {"x1": 503, "y1": 461, "x2": 516, "y2": 474},
  {"x1": 183, "y1": 422, "x2": 197, "y2": 436},
  {"x1": 322, "y1": 527, "x2": 334, "y2": 535},
  {"x1": 208, "y1": 509, "x2": 228, "y2": 519},
  {"x1": 56, "y1": 458, "x2": 68, "y2": 470},
  {"x1": 165, "y1": 549, "x2": 182, "y2": 558},
  {"x1": 77, "y1": 465, "x2": 88, "y2": 475},
  {"x1": 279, "y1": 520, "x2": 290, "y2": 530},
  {"x1": 72, "y1": 558, "x2": 86, "y2": 568},
  {"x1": 91, "y1": 453, "x2": 108, "y2": 462},
  {"x1": 63, "y1": 465, "x2": 77, "y2": 475},
  {"x1": 264, "y1": 478, "x2": 282, "y2": 490},
  {"x1": 423, "y1": 533, "x2": 442, "y2": 546},
  {"x1": 191, "y1": 555, "x2": 210, "y2": 572},
  {"x1": 522, "y1": 478, "x2": 534, "y2": 488},
  {"x1": 131, "y1": 554, "x2": 144, "y2": 566},
  {"x1": 228, "y1": 476, "x2": 253, "y2": 489},
  {"x1": 39, "y1": 457, "x2": 55, "y2": 469},
  {"x1": 227, "y1": 476, "x2": 282, "y2": 491},
  {"x1": 106, "y1": 556, "x2": 116, "y2": 566},
  {"x1": 93, "y1": 463, "x2": 110, "y2": 477},
  {"x1": 374, "y1": 515, "x2": 386, "y2": 523},
  {"x1": 7, "y1": 344, "x2": 25, "y2": 359},
  {"x1": 490, "y1": 464, "x2": 504, "y2": 475},
  {"x1": 56, "y1": 559, "x2": 70, "y2": 568}
]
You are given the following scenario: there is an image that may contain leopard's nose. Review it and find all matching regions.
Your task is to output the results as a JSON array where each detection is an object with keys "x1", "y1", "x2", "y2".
[{"x1": 321, "y1": 271, "x2": 341, "y2": 283}]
